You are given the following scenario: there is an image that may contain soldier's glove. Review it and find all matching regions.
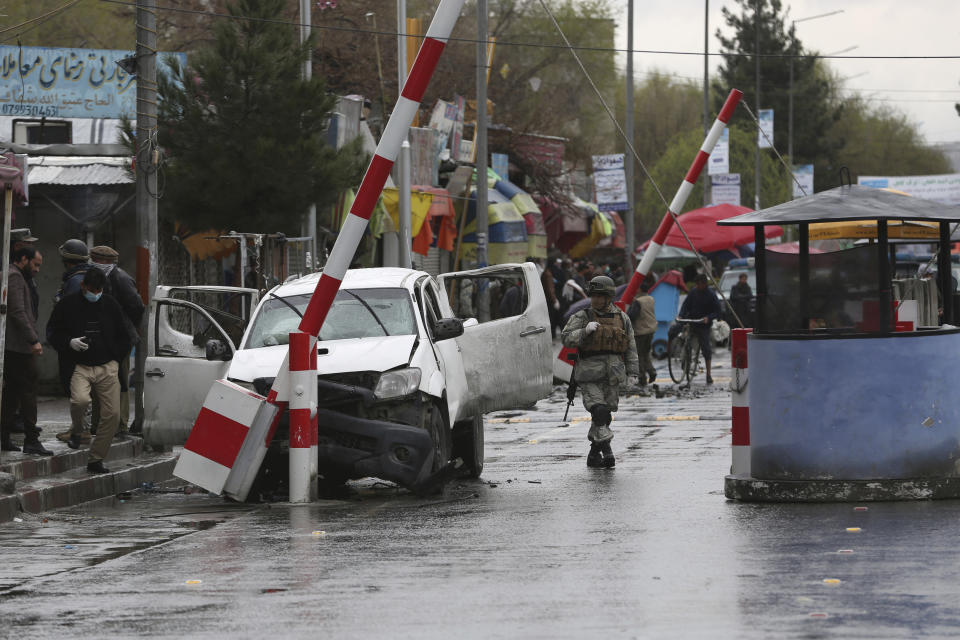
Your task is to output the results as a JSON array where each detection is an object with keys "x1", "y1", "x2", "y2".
[
  {"x1": 584, "y1": 321, "x2": 600, "y2": 335},
  {"x1": 627, "y1": 375, "x2": 639, "y2": 387},
  {"x1": 69, "y1": 337, "x2": 89, "y2": 352}
]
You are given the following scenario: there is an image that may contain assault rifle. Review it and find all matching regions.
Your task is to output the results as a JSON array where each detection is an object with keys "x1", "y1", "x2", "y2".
[{"x1": 563, "y1": 350, "x2": 579, "y2": 422}]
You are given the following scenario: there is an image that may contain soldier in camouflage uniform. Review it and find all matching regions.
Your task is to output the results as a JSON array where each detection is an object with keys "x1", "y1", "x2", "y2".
[{"x1": 561, "y1": 275, "x2": 640, "y2": 468}]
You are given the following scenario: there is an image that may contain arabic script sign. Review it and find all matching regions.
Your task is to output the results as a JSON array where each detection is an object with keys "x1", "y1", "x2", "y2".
[{"x1": 0, "y1": 46, "x2": 186, "y2": 119}]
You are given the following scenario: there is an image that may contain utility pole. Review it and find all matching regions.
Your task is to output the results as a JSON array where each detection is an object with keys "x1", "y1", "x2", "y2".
[
  {"x1": 397, "y1": 0, "x2": 412, "y2": 268},
  {"x1": 476, "y1": 0, "x2": 489, "y2": 320},
  {"x1": 299, "y1": 0, "x2": 318, "y2": 269},
  {"x1": 753, "y1": 0, "x2": 761, "y2": 211},
  {"x1": 624, "y1": 0, "x2": 635, "y2": 272},
  {"x1": 703, "y1": 0, "x2": 710, "y2": 207},
  {"x1": 133, "y1": 0, "x2": 157, "y2": 432}
]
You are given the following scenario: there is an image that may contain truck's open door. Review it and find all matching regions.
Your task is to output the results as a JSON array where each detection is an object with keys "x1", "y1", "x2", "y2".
[{"x1": 438, "y1": 263, "x2": 552, "y2": 417}]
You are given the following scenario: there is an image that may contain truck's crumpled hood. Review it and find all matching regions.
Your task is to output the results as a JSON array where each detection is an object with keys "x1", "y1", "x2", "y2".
[{"x1": 228, "y1": 334, "x2": 417, "y2": 382}]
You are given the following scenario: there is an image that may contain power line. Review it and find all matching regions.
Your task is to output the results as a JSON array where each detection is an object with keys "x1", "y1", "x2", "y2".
[
  {"x1": 94, "y1": 0, "x2": 960, "y2": 61},
  {"x1": 0, "y1": 0, "x2": 85, "y2": 43}
]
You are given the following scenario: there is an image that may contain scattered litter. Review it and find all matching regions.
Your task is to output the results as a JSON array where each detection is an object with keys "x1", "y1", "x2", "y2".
[
  {"x1": 656, "y1": 415, "x2": 700, "y2": 421},
  {"x1": 822, "y1": 578, "x2": 842, "y2": 585},
  {"x1": 185, "y1": 579, "x2": 202, "y2": 585},
  {"x1": 837, "y1": 549, "x2": 854, "y2": 554},
  {"x1": 488, "y1": 483, "x2": 498, "y2": 488},
  {"x1": 261, "y1": 588, "x2": 288, "y2": 594},
  {"x1": 528, "y1": 439, "x2": 538, "y2": 444},
  {"x1": 809, "y1": 612, "x2": 829, "y2": 619},
  {"x1": 311, "y1": 530, "x2": 326, "y2": 537},
  {"x1": 854, "y1": 506, "x2": 868, "y2": 511},
  {"x1": 571, "y1": 416, "x2": 590, "y2": 423},
  {"x1": 12, "y1": 517, "x2": 22, "y2": 523},
  {"x1": 922, "y1": 417, "x2": 935, "y2": 427},
  {"x1": 527, "y1": 480, "x2": 542, "y2": 484},
  {"x1": 846, "y1": 527, "x2": 862, "y2": 533},
  {"x1": 64, "y1": 545, "x2": 76, "y2": 550}
]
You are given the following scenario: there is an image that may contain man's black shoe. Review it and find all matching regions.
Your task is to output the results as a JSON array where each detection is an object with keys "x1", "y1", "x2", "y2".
[
  {"x1": 706, "y1": 375, "x2": 714, "y2": 385},
  {"x1": 1, "y1": 440, "x2": 20, "y2": 452},
  {"x1": 586, "y1": 444, "x2": 604, "y2": 468},
  {"x1": 22, "y1": 440, "x2": 53, "y2": 456},
  {"x1": 67, "y1": 434, "x2": 82, "y2": 450},
  {"x1": 87, "y1": 460, "x2": 110, "y2": 474}
]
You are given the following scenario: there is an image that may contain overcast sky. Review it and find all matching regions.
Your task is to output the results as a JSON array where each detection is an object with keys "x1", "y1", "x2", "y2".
[{"x1": 613, "y1": 0, "x2": 960, "y2": 147}]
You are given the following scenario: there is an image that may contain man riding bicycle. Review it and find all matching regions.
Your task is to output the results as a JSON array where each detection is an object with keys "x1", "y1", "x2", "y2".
[{"x1": 678, "y1": 273, "x2": 721, "y2": 384}]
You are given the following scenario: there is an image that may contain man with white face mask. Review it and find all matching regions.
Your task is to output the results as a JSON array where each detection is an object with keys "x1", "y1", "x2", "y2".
[{"x1": 47, "y1": 268, "x2": 131, "y2": 473}]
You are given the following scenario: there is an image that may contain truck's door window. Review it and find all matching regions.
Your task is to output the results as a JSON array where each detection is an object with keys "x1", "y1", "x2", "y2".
[
  {"x1": 165, "y1": 289, "x2": 251, "y2": 348},
  {"x1": 445, "y1": 267, "x2": 528, "y2": 322},
  {"x1": 155, "y1": 301, "x2": 232, "y2": 359}
]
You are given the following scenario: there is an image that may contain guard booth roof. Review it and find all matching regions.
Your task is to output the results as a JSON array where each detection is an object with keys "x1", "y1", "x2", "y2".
[{"x1": 717, "y1": 185, "x2": 960, "y2": 226}]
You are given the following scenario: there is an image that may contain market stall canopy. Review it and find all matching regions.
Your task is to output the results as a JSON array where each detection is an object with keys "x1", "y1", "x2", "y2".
[
  {"x1": 638, "y1": 204, "x2": 782, "y2": 253},
  {"x1": 718, "y1": 185, "x2": 960, "y2": 226}
]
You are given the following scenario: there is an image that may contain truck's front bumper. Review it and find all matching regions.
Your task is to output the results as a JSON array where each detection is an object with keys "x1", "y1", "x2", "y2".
[{"x1": 316, "y1": 408, "x2": 434, "y2": 488}]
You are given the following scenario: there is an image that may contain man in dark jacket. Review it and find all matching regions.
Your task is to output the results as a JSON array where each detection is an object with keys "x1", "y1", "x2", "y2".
[
  {"x1": 90, "y1": 245, "x2": 144, "y2": 434},
  {"x1": 678, "y1": 273, "x2": 721, "y2": 384},
  {"x1": 1, "y1": 247, "x2": 52, "y2": 455},
  {"x1": 49, "y1": 239, "x2": 91, "y2": 400},
  {"x1": 47, "y1": 268, "x2": 131, "y2": 473}
]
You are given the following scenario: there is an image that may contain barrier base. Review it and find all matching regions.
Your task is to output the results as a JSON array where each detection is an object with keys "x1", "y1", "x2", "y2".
[{"x1": 724, "y1": 474, "x2": 960, "y2": 502}]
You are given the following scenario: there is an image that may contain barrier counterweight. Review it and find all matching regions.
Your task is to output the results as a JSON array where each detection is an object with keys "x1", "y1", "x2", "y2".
[{"x1": 730, "y1": 328, "x2": 750, "y2": 476}]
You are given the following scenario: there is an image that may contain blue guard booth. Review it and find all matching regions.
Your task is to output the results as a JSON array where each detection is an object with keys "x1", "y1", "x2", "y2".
[{"x1": 719, "y1": 185, "x2": 960, "y2": 502}]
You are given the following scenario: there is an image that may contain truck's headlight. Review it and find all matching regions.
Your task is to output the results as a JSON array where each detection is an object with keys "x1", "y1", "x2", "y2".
[{"x1": 374, "y1": 367, "x2": 421, "y2": 399}]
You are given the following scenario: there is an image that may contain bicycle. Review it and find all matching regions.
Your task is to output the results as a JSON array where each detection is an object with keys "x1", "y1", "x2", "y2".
[{"x1": 668, "y1": 318, "x2": 706, "y2": 386}]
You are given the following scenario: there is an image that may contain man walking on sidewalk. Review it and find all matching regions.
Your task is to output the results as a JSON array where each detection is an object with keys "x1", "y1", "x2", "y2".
[
  {"x1": 89, "y1": 245, "x2": 144, "y2": 436},
  {"x1": 1, "y1": 247, "x2": 52, "y2": 455},
  {"x1": 47, "y1": 268, "x2": 131, "y2": 473}
]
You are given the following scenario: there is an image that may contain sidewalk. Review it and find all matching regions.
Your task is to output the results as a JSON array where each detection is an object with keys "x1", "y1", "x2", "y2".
[{"x1": 0, "y1": 396, "x2": 178, "y2": 523}]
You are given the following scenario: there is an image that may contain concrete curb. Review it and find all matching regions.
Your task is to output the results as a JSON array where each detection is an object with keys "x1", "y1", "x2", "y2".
[
  {"x1": 0, "y1": 437, "x2": 144, "y2": 482},
  {"x1": 14, "y1": 453, "x2": 178, "y2": 517},
  {"x1": 725, "y1": 474, "x2": 960, "y2": 502}
]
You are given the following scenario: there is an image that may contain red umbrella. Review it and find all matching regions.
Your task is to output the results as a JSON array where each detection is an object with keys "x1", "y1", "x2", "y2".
[{"x1": 638, "y1": 204, "x2": 782, "y2": 254}]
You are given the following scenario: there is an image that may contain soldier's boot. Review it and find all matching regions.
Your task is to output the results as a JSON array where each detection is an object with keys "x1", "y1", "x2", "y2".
[
  {"x1": 599, "y1": 441, "x2": 616, "y2": 468},
  {"x1": 586, "y1": 443, "x2": 604, "y2": 468}
]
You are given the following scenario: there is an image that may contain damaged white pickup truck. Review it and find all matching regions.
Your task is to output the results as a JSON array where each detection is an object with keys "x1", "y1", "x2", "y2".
[{"x1": 143, "y1": 263, "x2": 553, "y2": 492}]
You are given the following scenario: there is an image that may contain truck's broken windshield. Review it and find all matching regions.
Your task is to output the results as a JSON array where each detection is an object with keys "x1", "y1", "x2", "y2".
[{"x1": 244, "y1": 287, "x2": 417, "y2": 347}]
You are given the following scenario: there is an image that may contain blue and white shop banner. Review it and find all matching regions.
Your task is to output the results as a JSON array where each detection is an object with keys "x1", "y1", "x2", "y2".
[
  {"x1": 592, "y1": 153, "x2": 628, "y2": 211},
  {"x1": 792, "y1": 164, "x2": 814, "y2": 199},
  {"x1": 711, "y1": 173, "x2": 741, "y2": 207},
  {"x1": 757, "y1": 109, "x2": 774, "y2": 149},
  {"x1": 708, "y1": 127, "x2": 729, "y2": 175},
  {"x1": 858, "y1": 173, "x2": 960, "y2": 206},
  {"x1": 0, "y1": 46, "x2": 186, "y2": 119}
]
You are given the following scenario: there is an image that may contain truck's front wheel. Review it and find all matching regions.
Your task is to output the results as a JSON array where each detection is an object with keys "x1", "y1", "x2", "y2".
[
  {"x1": 452, "y1": 415, "x2": 484, "y2": 478},
  {"x1": 427, "y1": 403, "x2": 452, "y2": 473}
]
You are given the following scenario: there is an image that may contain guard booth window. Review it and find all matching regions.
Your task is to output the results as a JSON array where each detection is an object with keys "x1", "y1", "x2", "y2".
[
  {"x1": 764, "y1": 245, "x2": 885, "y2": 333},
  {"x1": 445, "y1": 267, "x2": 528, "y2": 323}
]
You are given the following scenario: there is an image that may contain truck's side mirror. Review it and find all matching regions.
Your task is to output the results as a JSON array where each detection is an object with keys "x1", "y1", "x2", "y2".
[
  {"x1": 205, "y1": 338, "x2": 232, "y2": 361},
  {"x1": 433, "y1": 317, "x2": 464, "y2": 341}
]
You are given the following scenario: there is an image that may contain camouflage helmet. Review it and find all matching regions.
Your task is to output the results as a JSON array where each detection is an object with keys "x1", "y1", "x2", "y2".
[{"x1": 587, "y1": 275, "x2": 616, "y2": 297}]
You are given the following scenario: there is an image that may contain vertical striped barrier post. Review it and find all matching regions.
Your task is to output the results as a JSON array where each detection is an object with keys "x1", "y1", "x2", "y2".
[
  {"x1": 288, "y1": 331, "x2": 316, "y2": 503},
  {"x1": 618, "y1": 89, "x2": 743, "y2": 309},
  {"x1": 309, "y1": 341, "x2": 319, "y2": 499},
  {"x1": 730, "y1": 328, "x2": 750, "y2": 476},
  {"x1": 270, "y1": 0, "x2": 466, "y2": 501}
]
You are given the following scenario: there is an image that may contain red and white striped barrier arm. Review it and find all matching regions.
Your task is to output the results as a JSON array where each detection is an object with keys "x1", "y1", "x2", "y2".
[
  {"x1": 288, "y1": 331, "x2": 317, "y2": 503},
  {"x1": 730, "y1": 327, "x2": 750, "y2": 476},
  {"x1": 295, "y1": 0, "x2": 465, "y2": 339},
  {"x1": 619, "y1": 89, "x2": 743, "y2": 308}
]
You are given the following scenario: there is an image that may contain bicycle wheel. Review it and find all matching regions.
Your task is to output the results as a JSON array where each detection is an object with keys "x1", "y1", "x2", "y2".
[
  {"x1": 685, "y1": 333, "x2": 700, "y2": 384},
  {"x1": 668, "y1": 336, "x2": 686, "y2": 384}
]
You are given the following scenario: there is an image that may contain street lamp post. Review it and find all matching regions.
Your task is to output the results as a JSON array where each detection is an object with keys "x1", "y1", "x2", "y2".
[{"x1": 788, "y1": 10, "x2": 844, "y2": 174}]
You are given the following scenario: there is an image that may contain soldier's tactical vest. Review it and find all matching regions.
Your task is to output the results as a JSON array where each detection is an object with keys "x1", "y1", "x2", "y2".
[{"x1": 581, "y1": 309, "x2": 629, "y2": 356}]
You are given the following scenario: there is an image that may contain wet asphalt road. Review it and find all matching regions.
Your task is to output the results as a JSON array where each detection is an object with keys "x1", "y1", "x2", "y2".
[{"x1": 4, "y1": 353, "x2": 960, "y2": 638}]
